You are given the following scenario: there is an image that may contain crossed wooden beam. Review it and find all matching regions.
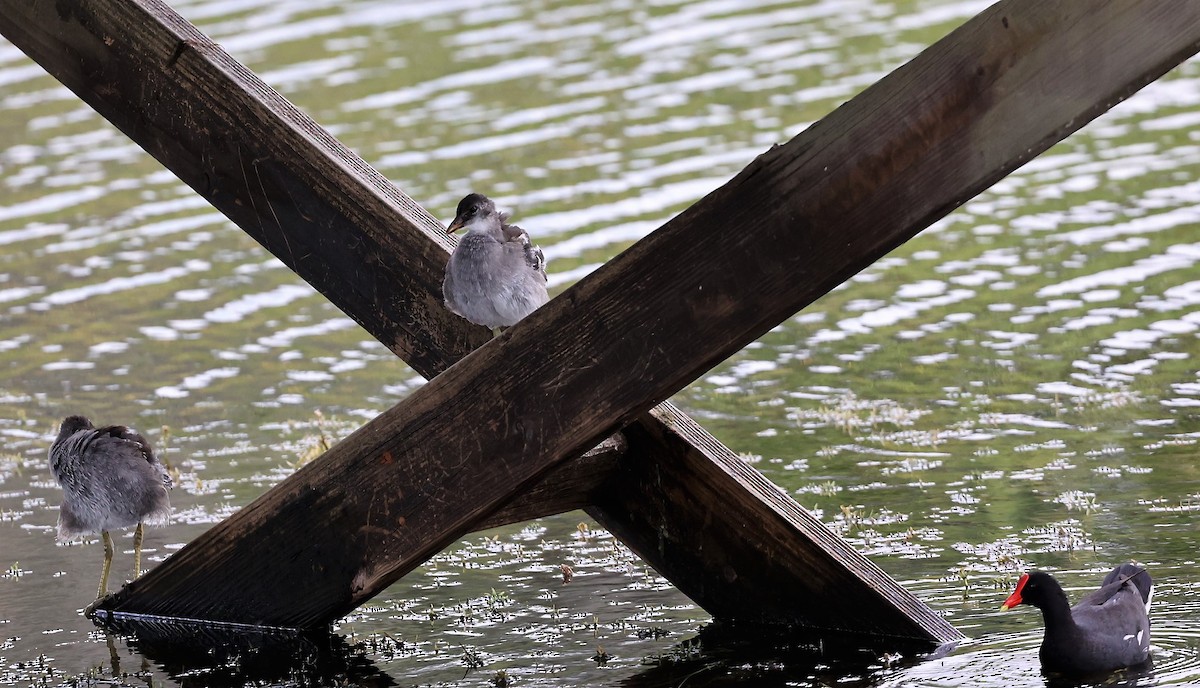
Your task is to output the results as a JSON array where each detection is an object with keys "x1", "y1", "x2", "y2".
[{"x1": 4, "y1": 0, "x2": 1198, "y2": 642}]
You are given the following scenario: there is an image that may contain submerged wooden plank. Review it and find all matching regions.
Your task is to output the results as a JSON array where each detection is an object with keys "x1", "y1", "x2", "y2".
[{"x1": 3, "y1": 0, "x2": 1194, "y2": 639}]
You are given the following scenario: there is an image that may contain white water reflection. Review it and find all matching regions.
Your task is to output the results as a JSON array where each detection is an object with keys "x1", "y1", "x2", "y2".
[
  {"x1": 34, "y1": 261, "x2": 209, "y2": 308},
  {"x1": 1039, "y1": 244, "x2": 1200, "y2": 298}
]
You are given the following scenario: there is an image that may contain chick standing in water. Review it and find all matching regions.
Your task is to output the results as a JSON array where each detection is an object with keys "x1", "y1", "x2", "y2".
[
  {"x1": 48, "y1": 415, "x2": 172, "y2": 599},
  {"x1": 443, "y1": 193, "x2": 549, "y2": 336}
]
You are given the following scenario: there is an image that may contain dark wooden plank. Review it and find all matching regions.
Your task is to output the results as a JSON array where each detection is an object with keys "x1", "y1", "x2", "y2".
[
  {"x1": 5, "y1": 0, "x2": 953, "y2": 639},
  {"x1": 0, "y1": 0, "x2": 954, "y2": 639},
  {"x1": 4, "y1": 0, "x2": 1193, "y2": 639},
  {"x1": 479, "y1": 433, "x2": 625, "y2": 532},
  {"x1": 92, "y1": 0, "x2": 1199, "y2": 629},
  {"x1": 588, "y1": 405, "x2": 949, "y2": 639}
]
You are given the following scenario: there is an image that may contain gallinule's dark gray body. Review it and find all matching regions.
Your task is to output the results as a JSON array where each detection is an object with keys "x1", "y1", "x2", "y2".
[
  {"x1": 1003, "y1": 564, "x2": 1152, "y2": 675},
  {"x1": 49, "y1": 415, "x2": 172, "y2": 599},
  {"x1": 443, "y1": 193, "x2": 548, "y2": 332}
]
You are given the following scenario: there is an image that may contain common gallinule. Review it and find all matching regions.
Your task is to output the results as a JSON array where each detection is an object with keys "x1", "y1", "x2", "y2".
[
  {"x1": 443, "y1": 193, "x2": 549, "y2": 335},
  {"x1": 49, "y1": 415, "x2": 172, "y2": 598},
  {"x1": 1001, "y1": 564, "x2": 1153, "y2": 675}
]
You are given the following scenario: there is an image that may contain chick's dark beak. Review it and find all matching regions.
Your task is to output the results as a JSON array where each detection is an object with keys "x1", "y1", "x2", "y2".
[{"x1": 447, "y1": 216, "x2": 465, "y2": 234}]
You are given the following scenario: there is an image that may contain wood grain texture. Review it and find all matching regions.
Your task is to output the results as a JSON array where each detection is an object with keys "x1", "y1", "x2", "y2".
[
  {"x1": 480, "y1": 433, "x2": 625, "y2": 532},
  {"x1": 3, "y1": 0, "x2": 1194, "y2": 639}
]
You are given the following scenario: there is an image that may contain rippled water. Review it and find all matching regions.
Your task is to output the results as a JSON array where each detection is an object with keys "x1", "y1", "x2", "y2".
[{"x1": 3, "y1": 0, "x2": 1200, "y2": 685}]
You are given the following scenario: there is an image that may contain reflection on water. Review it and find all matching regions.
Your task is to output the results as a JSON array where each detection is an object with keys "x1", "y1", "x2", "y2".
[
  {"x1": 89, "y1": 618, "x2": 402, "y2": 687},
  {"x1": 2, "y1": 0, "x2": 1200, "y2": 685}
]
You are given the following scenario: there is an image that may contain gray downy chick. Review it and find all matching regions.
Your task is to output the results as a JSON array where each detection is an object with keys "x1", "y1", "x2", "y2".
[
  {"x1": 49, "y1": 415, "x2": 172, "y2": 599},
  {"x1": 443, "y1": 193, "x2": 549, "y2": 332}
]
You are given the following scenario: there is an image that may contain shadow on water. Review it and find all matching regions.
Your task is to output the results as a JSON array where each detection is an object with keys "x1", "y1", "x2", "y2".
[
  {"x1": 1044, "y1": 666, "x2": 1157, "y2": 688},
  {"x1": 80, "y1": 614, "x2": 957, "y2": 688},
  {"x1": 1041, "y1": 661, "x2": 1157, "y2": 688},
  {"x1": 614, "y1": 623, "x2": 953, "y2": 688},
  {"x1": 92, "y1": 613, "x2": 397, "y2": 687},
  {"x1": 10, "y1": 590, "x2": 1199, "y2": 687}
]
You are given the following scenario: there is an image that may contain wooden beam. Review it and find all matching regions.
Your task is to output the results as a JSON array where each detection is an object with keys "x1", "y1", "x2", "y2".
[
  {"x1": 480, "y1": 433, "x2": 624, "y2": 532},
  {"x1": 110, "y1": 0, "x2": 1200, "y2": 629},
  {"x1": 0, "y1": 0, "x2": 962, "y2": 639},
  {"x1": 3, "y1": 0, "x2": 1192, "y2": 639}
]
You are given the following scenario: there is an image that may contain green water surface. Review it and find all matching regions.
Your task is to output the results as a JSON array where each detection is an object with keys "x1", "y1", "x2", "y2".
[{"x1": 2, "y1": 0, "x2": 1200, "y2": 686}]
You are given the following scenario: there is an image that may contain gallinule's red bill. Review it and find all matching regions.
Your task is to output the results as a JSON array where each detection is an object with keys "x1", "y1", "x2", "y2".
[
  {"x1": 443, "y1": 193, "x2": 549, "y2": 336},
  {"x1": 1002, "y1": 564, "x2": 1153, "y2": 675},
  {"x1": 49, "y1": 415, "x2": 172, "y2": 599}
]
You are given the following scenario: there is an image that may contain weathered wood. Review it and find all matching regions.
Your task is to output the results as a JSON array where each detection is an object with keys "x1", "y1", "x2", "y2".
[
  {"x1": 118, "y1": 0, "x2": 1200, "y2": 628},
  {"x1": 0, "y1": 1, "x2": 629, "y2": 511},
  {"x1": 4, "y1": 0, "x2": 1193, "y2": 639},
  {"x1": 0, "y1": 0, "x2": 962, "y2": 638},
  {"x1": 479, "y1": 433, "x2": 625, "y2": 532}
]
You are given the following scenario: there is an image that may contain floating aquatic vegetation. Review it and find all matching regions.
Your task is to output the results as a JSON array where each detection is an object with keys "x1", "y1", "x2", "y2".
[
  {"x1": 1053, "y1": 490, "x2": 1099, "y2": 512},
  {"x1": 788, "y1": 393, "x2": 930, "y2": 434},
  {"x1": 880, "y1": 457, "x2": 944, "y2": 475}
]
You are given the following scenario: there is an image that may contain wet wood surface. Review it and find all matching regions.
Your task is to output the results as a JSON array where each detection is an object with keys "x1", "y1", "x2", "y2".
[{"x1": 3, "y1": 0, "x2": 1195, "y2": 638}]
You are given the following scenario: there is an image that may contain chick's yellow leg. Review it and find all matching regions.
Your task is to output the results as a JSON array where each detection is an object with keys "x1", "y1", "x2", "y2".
[
  {"x1": 98, "y1": 530, "x2": 114, "y2": 599},
  {"x1": 132, "y1": 521, "x2": 145, "y2": 579}
]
